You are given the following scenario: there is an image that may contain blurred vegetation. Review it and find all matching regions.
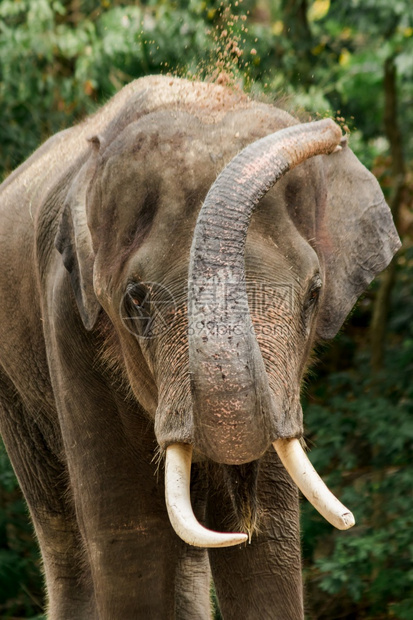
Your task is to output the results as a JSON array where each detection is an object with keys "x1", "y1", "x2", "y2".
[{"x1": 0, "y1": 1, "x2": 412, "y2": 618}]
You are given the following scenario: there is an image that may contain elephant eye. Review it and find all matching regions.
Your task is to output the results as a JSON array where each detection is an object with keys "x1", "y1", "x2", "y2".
[
  {"x1": 304, "y1": 276, "x2": 322, "y2": 312},
  {"x1": 309, "y1": 288, "x2": 320, "y2": 303},
  {"x1": 121, "y1": 282, "x2": 154, "y2": 338},
  {"x1": 131, "y1": 295, "x2": 143, "y2": 307},
  {"x1": 125, "y1": 283, "x2": 151, "y2": 316},
  {"x1": 121, "y1": 281, "x2": 176, "y2": 340}
]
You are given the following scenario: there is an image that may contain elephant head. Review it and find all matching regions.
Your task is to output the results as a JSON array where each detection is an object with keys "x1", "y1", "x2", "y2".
[{"x1": 55, "y1": 77, "x2": 400, "y2": 549}]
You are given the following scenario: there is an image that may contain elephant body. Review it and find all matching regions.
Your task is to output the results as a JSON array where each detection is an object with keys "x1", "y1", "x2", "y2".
[{"x1": 0, "y1": 76, "x2": 400, "y2": 619}]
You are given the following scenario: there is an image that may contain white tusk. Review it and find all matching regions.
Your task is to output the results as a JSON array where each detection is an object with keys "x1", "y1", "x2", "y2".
[
  {"x1": 165, "y1": 443, "x2": 248, "y2": 547},
  {"x1": 273, "y1": 438, "x2": 355, "y2": 530}
]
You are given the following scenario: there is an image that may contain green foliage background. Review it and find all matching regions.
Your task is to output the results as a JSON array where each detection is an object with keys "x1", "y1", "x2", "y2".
[{"x1": 0, "y1": 1, "x2": 412, "y2": 618}]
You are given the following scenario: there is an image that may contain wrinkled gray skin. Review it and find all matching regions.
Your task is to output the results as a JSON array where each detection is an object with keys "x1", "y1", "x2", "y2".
[{"x1": 0, "y1": 76, "x2": 400, "y2": 619}]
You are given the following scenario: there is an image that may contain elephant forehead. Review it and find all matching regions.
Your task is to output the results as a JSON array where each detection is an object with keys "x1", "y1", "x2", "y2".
[
  {"x1": 93, "y1": 105, "x2": 298, "y2": 213},
  {"x1": 87, "y1": 120, "x2": 219, "y2": 285},
  {"x1": 97, "y1": 103, "x2": 297, "y2": 172},
  {"x1": 89, "y1": 106, "x2": 315, "y2": 285},
  {"x1": 91, "y1": 121, "x2": 220, "y2": 243}
]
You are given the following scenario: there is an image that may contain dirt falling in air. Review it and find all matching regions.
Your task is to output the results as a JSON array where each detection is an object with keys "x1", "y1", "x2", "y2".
[{"x1": 182, "y1": 1, "x2": 260, "y2": 94}]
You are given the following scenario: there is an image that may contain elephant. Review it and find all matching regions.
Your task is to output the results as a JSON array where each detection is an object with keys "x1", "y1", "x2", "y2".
[{"x1": 0, "y1": 75, "x2": 400, "y2": 619}]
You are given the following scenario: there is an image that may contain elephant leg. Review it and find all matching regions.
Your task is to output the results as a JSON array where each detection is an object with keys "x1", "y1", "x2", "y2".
[
  {"x1": 0, "y1": 374, "x2": 95, "y2": 620},
  {"x1": 174, "y1": 545, "x2": 212, "y2": 619},
  {"x1": 51, "y1": 372, "x2": 189, "y2": 618},
  {"x1": 47, "y1": 303, "x2": 212, "y2": 617},
  {"x1": 82, "y1": 504, "x2": 211, "y2": 620},
  {"x1": 84, "y1": 518, "x2": 178, "y2": 619},
  {"x1": 207, "y1": 449, "x2": 304, "y2": 620},
  {"x1": 30, "y1": 509, "x2": 96, "y2": 620},
  {"x1": 174, "y1": 463, "x2": 212, "y2": 619},
  {"x1": 56, "y1": 390, "x2": 213, "y2": 618}
]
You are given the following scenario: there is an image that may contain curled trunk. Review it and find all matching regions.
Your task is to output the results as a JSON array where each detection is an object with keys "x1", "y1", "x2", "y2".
[
  {"x1": 187, "y1": 119, "x2": 342, "y2": 464},
  {"x1": 163, "y1": 120, "x2": 355, "y2": 551}
]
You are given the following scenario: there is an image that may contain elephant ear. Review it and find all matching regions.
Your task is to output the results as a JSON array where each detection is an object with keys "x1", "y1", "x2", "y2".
[
  {"x1": 316, "y1": 143, "x2": 401, "y2": 340},
  {"x1": 55, "y1": 157, "x2": 100, "y2": 331}
]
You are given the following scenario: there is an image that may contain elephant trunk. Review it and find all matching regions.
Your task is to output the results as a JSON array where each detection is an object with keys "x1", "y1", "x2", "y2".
[
  {"x1": 187, "y1": 119, "x2": 342, "y2": 464},
  {"x1": 165, "y1": 120, "x2": 354, "y2": 549}
]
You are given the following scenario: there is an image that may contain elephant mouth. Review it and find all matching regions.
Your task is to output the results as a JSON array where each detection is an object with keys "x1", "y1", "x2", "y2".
[
  {"x1": 164, "y1": 440, "x2": 355, "y2": 548},
  {"x1": 161, "y1": 119, "x2": 355, "y2": 548}
]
